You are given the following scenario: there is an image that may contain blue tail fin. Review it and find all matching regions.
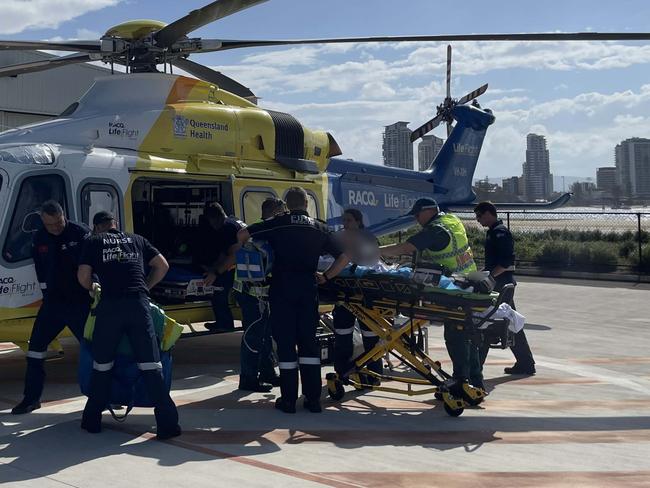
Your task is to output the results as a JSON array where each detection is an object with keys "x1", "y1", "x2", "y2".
[{"x1": 429, "y1": 104, "x2": 495, "y2": 206}]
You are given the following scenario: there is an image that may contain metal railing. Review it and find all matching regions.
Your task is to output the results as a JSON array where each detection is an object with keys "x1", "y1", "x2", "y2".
[{"x1": 454, "y1": 210, "x2": 649, "y2": 278}]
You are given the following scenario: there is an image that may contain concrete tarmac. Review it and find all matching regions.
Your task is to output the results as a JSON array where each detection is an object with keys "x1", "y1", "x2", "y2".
[{"x1": 1, "y1": 277, "x2": 650, "y2": 487}]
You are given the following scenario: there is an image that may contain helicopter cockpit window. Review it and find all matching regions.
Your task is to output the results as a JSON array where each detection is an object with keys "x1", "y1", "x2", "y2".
[
  {"x1": 3, "y1": 174, "x2": 66, "y2": 263},
  {"x1": 81, "y1": 184, "x2": 119, "y2": 228},
  {"x1": 0, "y1": 144, "x2": 55, "y2": 166}
]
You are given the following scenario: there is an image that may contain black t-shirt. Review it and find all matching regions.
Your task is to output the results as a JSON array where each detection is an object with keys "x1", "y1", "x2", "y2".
[
  {"x1": 32, "y1": 221, "x2": 91, "y2": 303},
  {"x1": 194, "y1": 218, "x2": 243, "y2": 270},
  {"x1": 214, "y1": 218, "x2": 243, "y2": 257},
  {"x1": 80, "y1": 229, "x2": 160, "y2": 298},
  {"x1": 407, "y1": 216, "x2": 451, "y2": 253},
  {"x1": 247, "y1": 210, "x2": 342, "y2": 276}
]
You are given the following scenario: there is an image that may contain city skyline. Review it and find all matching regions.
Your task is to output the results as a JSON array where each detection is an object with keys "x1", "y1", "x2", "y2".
[{"x1": 4, "y1": 1, "x2": 650, "y2": 179}]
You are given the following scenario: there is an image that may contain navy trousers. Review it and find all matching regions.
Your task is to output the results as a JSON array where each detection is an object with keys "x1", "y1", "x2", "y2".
[
  {"x1": 81, "y1": 294, "x2": 178, "y2": 433},
  {"x1": 210, "y1": 271, "x2": 235, "y2": 329},
  {"x1": 332, "y1": 305, "x2": 383, "y2": 378},
  {"x1": 269, "y1": 273, "x2": 321, "y2": 403},
  {"x1": 23, "y1": 299, "x2": 89, "y2": 403}
]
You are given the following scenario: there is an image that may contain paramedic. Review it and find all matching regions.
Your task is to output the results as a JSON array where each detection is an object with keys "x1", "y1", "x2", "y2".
[
  {"x1": 77, "y1": 211, "x2": 180, "y2": 438},
  {"x1": 202, "y1": 203, "x2": 244, "y2": 333},
  {"x1": 332, "y1": 209, "x2": 383, "y2": 383},
  {"x1": 12, "y1": 200, "x2": 91, "y2": 415},
  {"x1": 379, "y1": 198, "x2": 484, "y2": 389},
  {"x1": 474, "y1": 201, "x2": 536, "y2": 375},
  {"x1": 237, "y1": 187, "x2": 349, "y2": 414},
  {"x1": 233, "y1": 198, "x2": 285, "y2": 392}
]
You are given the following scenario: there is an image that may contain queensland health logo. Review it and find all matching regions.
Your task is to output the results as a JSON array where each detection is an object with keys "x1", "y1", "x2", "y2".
[{"x1": 173, "y1": 115, "x2": 229, "y2": 140}]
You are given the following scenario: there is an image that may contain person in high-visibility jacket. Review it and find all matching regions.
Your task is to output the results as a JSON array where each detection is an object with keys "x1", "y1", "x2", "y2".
[{"x1": 379, "y1": 198, "x2": 484, "y2": 389}]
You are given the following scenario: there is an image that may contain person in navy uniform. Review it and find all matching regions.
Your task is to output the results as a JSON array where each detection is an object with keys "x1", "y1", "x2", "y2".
[
  {"x1": 236, "y1": 187, "x2": 349, "y2": 413},
  {"x1": 12, "y1": 200, "x2": 92, "y2": 415},
  {"x1": 77, "y1": 211, "x2": 180, "y2": 438},
  {"x1": 332, "y1": 209, "x2": 383, "y2": 383},
  {"x1": 201, "y1": 203, "x2": 245, "y2": 333},
  {"x1": 474, "y1": 201, "x2": 536, "y2": 375}
]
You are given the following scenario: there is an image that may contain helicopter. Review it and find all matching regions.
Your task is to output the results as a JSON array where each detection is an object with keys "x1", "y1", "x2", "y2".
[{"x1": 0, "y1": 0, "x2": 637, "y2": 348}]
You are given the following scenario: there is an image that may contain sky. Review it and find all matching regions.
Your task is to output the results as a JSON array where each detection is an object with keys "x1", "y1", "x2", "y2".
[{"x1": 3, "y1": 0, "x2": 650, "y2": 180}]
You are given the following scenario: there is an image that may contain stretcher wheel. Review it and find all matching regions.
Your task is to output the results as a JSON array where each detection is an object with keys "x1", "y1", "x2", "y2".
[
  {"x1": 460, "y1": 383, "x2": 487, "y2": 406},
  {"x1": 326, "y1": 373, "x2": 345, "y2": 401},
  {"x1": 443, "y1": 402, "x2": 464, "y2": 417},
  {"x1": 328, "y1": 381, "x2": 345, "y2": 401}
]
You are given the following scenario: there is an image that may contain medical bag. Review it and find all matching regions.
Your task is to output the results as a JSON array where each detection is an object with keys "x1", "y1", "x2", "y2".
[{"x1": 79, "y1": 294, "x2": 182, "y2": 411}]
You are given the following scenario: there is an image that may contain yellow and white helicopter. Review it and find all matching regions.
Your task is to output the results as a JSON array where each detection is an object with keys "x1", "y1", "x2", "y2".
[{"x1": 0, "y1": 0, "x2": 637, "y2": 349}]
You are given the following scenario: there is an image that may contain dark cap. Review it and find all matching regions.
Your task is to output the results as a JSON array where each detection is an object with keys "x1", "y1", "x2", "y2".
[
  {"x1": 406, "y1": 198, "x2": 439, "y2": 216},
  {"x1": 92, "y1": 210, "x2": 115, "y2": 225}
]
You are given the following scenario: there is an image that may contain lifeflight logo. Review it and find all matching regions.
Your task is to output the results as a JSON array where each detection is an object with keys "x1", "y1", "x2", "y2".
[{"x1": 0, "y1": 277, "x2": 37, "y2": 297}]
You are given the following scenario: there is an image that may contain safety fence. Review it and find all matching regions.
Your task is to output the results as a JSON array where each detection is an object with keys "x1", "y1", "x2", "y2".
[
  {"x1": 390, "y1": 210, "x2": 650, "y2": 280},
  {"x1": 458, "y1": 210, "x2": 650, "y2": 278}
]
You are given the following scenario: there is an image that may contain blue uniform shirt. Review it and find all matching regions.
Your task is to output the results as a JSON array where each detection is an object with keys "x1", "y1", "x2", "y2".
[{"x1": 80, "y1": 229, "x2": 160, "y2": 298}]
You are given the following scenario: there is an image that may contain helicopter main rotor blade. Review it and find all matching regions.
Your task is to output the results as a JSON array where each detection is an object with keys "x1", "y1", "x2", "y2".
[
  {"x1": 187, "y1": 31, "x2": 650, "y2": 53},
  {"x1": 171, "y1": 57, "x2": 256, "y2": 100},
  {"x1": 410, "y1": 113, "x2": 444, "y2": 143},
  {"x1": 0, "y1": 53, "x2": 97, "y2": 78},
  {"x1": 457, "y1": 83, "x2": 488, "y2": 105},
  {"x1": 155, "y1": 0, "x2": 269, "y2": 49},
  {"x1": 0, "y1": 40, "x2": 101, "y2": 52}
]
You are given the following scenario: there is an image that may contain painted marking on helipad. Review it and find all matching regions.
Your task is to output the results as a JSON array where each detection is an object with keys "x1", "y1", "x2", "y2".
[
  {"x1": 533, "y1": 354, "x2": 650, "y2": 394},
  {"x1": 108, "y1": 425, "x2": 364, "y2": 488},
  {"x1": 314, "y1": 471, "x2": 650, "y2": 488},
  {"x1": 167, "y1": 428, "x2": 650, "y2": 445}
]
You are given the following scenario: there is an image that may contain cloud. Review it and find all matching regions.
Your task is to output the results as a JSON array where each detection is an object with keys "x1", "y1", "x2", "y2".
[
  {"x1": 360, "y1": 81, "x2": 396, "y2": 100},
  {"x1": 0, "y1": 1, "x2": 121, "y2": 35}
]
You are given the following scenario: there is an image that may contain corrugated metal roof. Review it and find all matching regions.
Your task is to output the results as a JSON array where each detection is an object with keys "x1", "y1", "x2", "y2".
[{"x1": 0, "y1": 51, "x2": 111, "y2": 115}]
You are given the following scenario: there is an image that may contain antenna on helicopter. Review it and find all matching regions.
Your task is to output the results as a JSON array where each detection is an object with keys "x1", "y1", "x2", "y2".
[{"x1": 410, "y1": 45, "x2": 488, "y2": 143}]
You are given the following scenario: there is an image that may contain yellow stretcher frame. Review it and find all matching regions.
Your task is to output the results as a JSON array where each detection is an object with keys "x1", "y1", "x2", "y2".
[{"x1": 322, "y1": 281, "x2": 515, "y2": 417}]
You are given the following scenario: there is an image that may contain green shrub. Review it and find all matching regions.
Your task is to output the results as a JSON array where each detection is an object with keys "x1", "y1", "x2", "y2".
[
  {"x1": 588, "y1": 242, "x2": 618, "y2": 272},
  {"x1": 536, "y1": 242, "x2": 572, "y2": 267},
  {"x1": 619, "y1": 241, "x2": 636, "y2": 259},
  {"x1": 632, "y1": 245, "x2": 650, "y2": 272}
]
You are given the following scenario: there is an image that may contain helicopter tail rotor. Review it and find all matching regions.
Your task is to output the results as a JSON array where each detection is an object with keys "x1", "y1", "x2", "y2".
[{"x1": 410, "y1": 45, "x2": 488, "y2": 143}]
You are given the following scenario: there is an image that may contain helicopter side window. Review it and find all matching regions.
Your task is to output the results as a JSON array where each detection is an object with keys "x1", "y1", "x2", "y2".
[
  {"x1": 281, "y1": 189, "x2": 319, "y2": 219},
  {"x1": 80, "y1": 184, "x2": 120, "y2": 228},
  {"x1": 2, "y1": 174, "x2": 67, "y2": 263},
  {"x1": 241, "y1": 189, "x2": 276, "y2": 223}
]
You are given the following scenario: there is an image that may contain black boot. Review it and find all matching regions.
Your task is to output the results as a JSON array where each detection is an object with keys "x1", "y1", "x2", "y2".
[
  {"x1": 142, "y1": 371, "x2": 181, "y2": 438},
  {"x1": 11, "y1": 398, "x2": 41, "y2": 415},
  {"x1": 299, "y1": 362, "x2": 322, "y2": 412},
  {"x1": 275, "y1": 369, "x2": 298, "y2": 413},
  {"x1": 81, "y1": 370, "x2": 112, "y2": 433},
  {"x1": 19, "y1": 356, "x2": 45, "y2": 413}
]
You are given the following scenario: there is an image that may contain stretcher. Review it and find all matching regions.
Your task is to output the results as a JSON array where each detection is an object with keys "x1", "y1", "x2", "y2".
[{"x1": 319, "y1": 269, "x2": 515, "y2": 417}]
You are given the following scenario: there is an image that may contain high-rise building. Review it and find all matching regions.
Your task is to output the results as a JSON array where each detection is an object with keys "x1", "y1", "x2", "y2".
[
  {"x1": 417, "y1": 134, "x2": 444, "y2": 171},
  {"x1": 502, "y1": 176, "x2": 522, "y2": 196},
  {"x1": 596, "y1": 167, "x2": 617, "y2": 192},
  {"x1": 522, "y1": 133, "x2": 553, "y2": 201},
  {"x1": 382, "y1": 121, "x2": 413, "y2": 170},
  {"x1": 615, "y1": 138, "x2": 650, "y2": 198}
]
